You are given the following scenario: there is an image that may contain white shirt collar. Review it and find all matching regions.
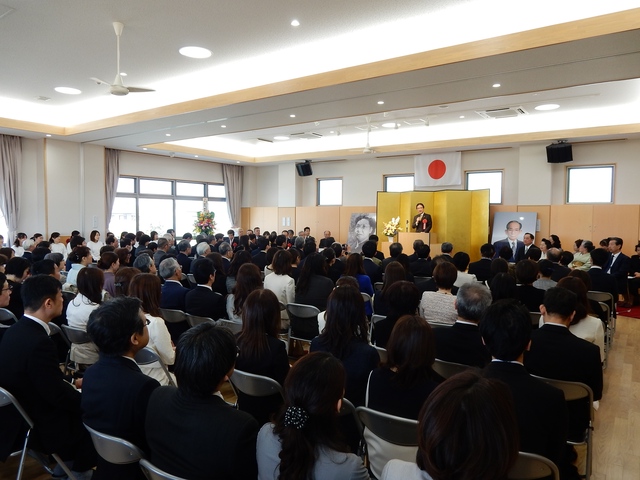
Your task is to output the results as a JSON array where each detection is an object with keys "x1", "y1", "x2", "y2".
[
  {"x1": 543, "y1": 321, "x2": 568, "y2": 329},
  {"x1": 197, "y1": 284, "x2": 213, "y2": 290},
  {"x1": 455, "y1": 319, "x2": 477, "y2": 326},
  {"x1": 23, "y1": 314, "x2": 51, "y2": 335}
]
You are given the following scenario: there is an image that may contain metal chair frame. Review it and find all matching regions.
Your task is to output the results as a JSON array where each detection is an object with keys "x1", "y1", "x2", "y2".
[
  {"x1": 218, "y1": 319, "x2": 242, "y2": 334},
  {"x1": 433, "y1": 358, "x2": 471, "y2": 379},
  {"x1": 509, "y1": 451, "x2": 560, "y2": 480},
  {"x1": 285, "y1": 303, "x2": 321, "y2": 352},
  {"x1": 185, "y1": 313, "x2": 216, "y2": 328},
  {"x1": 228, "y1": 369, "x2": 284, "y2": 399},
  {"x1": 0, "y1": 307, "x2": 18, "y2": 324},
  {"x1": 159, "y1": 308, "x2": 187, "y2": 324},
  {"x1": 139, "y1": 458, "x2": 187, "y2": 480},
  {"x1": 83, "y1": 423, "x2": 144, "y2": 465},
  {"x1": 134, "y1": 346, "x2": 176, "y2": 387}
]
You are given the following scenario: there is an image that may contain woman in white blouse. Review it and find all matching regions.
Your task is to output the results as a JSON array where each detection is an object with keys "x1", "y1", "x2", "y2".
[
  {"x1": 49, "y1": 232, "x2": 67, "y2": 260},
  {"x1": 87, "y1": 230, "x2": 104, "y2": 262},
  {"x1": 65, "y1": 246, "x2": 92, "y2": 288},
  {"x1": 263, "y1": 250, "x2": 294, "y2": 325},
  {"x1": 67, "y1": 267, "x2": 104, "y2": 365},
  {"x1": 128, "y1": 273, "x2": 175, "y2": 385}
]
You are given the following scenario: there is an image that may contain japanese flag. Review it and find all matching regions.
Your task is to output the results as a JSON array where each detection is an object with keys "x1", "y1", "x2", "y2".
[{"x1": 414, "y1": 152, "x2": 462, "y2": 187}]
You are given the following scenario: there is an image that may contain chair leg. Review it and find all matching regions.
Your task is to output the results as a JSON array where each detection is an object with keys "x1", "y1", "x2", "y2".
[
  {"x1": 15, "y1": 429, "x2": 30, "y2": 480},
  {"x1": 51, "y1": 453, "x2": 77, "y2": 480}
]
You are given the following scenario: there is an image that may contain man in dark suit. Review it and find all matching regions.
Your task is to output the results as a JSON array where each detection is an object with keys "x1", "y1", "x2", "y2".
[
  {"x1": 0, "y1": 275, "x2": 95, "y2": 477},
  {"x1": 515, "y1": 259, "x2": 545, "y2": 312},
  {"x1": 515, "y1": 232, "x2": 541, "y2": 262},
  {"x1": 252, "y1": 237, "x2": 269, "y2": 270},
  {"x1": 525, "y1": 287, "x2": 603, "y2": 442},
  {"x1": 218, "y1": 242, "x2": 234, "y2": 274},
  {"x1": 412, "y1": 202, "x2": 432, "y2": 233},
  {"x1": 547, "y1": 248, "x2": 571, "y2": 282},
  {"x1": 588, "y1": 247, "x2": 619, "y2": 308},
  {"x1": 362, "y1": 241, "x2": 383, "y2": 284},
  {"x1": 318, "y1": 230, "x2": 335, "y2": 249},
  {"x1": 223, "y1": 229, "x2": 239, "y2": 250},
  {"x1": 381, "y1": 242, "x2": 403, "y2": 270},
  {"x1": 409, "y1": 244, "x2": 432, "y2": 277},
  {"x1": 480, "y1": 299, "x2": 577, "y2": 479},
  {"x1": 145, "y1": 323, "x2": 259, "y2": 479},
  {"x1": 468, "y1": 243, "x2": 494, "y2": 283},
  {"x1": 185, "y1": 258, "x2": 227, "y2": 320},
  {"x1": 159, "y1": 257, "x2": 189, "y2": 342},
  {"x1": 407, "y1": 239, "x2": 424, "y2": 263},
  {"x1": 493, "y1": 220, "x2": 524, "y2": 262},
  {"x1": 176, "y1": 240, "x2": 193, "y2": 275},
  {"x1": 605, "y1": 237, "x2": 631, "y2": 306},
  {"x1": 433, "y1": 282, "x2": 491, "y2": 367},
  {"x1": 82, "y1": 296, "x2": 161, "y2": 479}
]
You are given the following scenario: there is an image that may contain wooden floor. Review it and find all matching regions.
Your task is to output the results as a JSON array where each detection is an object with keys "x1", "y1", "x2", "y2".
[{"x1": 2, "y1": 316, "x2": 638, "y2": 480}]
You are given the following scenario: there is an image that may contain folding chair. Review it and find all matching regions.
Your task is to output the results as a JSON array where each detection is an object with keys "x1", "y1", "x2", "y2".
[
  {"x1": 373, "y1": 282, "x2": 383, "y2": 294},
  {"x1": 286, "y1": 303, "x2": 321, "y2": 353},
  {"x1": 598, "y1": 301, "x2": 611, "y2": 368},
  {"x1": 529, "y1": 311, "x2": 542, "y2": 329},
  {"x1": 361, "y1": 292, "x2": 373, "y2": 313},
  {"x1": 139, "y1": 458, "x2": 187, "y2": 480},
  {"x1": 0, "y1": 387, "x2": 76, "y2": 480},
  {"x1": 433, "y1": 358, "x2": 471, "y2": 379},
  {"x1": 0, "y1": 307, "x2": 17, "y2": 324},
  {"x1": 356, "y1": 406, "x2": 418, "y2": 479},
  {"x1": 509, "y1": 451, "x2": 560, "y2": 480},
  {"x1": 531, "y1": 376, "x2": 594, "y2": 480},
  {"x1": 218, "y1": 319, "x2": 242, "y2": 334},
  {"x1": 61, "y1": 324, "x2": 95, "y2": 371},
  {"x1": 159, "y1": 308, "x2": 187, "y2": 324},
  {"x1": 185, "y1": 313, "x2": 216, "y2": 328},
  {"x1": 587, "y1": 290, "x2": 615, "y2": 336},
  {"x1": 370, "y1": 314, "x2": 386, "y2": 342},
  {"x1": 374, "y1": 345, "x2": 387, "y2": 364},
  {"x1": 83, "y1": 423, "x2": 144, "y2": 466},
  {"x1": 228, "y1": 370, "x2": 285, "y2": 424},
  {"x1": 134, "y1": 347, "x2": 176, "y2": 387},
  {"x1": 186, "y1": 274, "x2": 197, "y2": 288}
]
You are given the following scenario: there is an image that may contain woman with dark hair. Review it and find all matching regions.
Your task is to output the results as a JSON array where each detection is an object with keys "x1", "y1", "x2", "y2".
[
  {"x1": 263, "y1": 250, "x2": 294, "y2": 318},
  {"x1": 226, "y1": 250, "x2": 253, "y2": 294},
  {"x1": 204, "y1": 252, "x2": 228, "y2": 296},
  {"x1": 264, "y1": 247, "x2": 279, "y2": 277},
  {"x1": 381, "y1": 370, "x2": 519, "y2": 480},
  {"x1": 419, "y1": 262, "x2": 458, "y2": 324},
  {"x1": 373, "y1": 261, "x2": 406, "y2": 316},
  {"x1": 342, "y1": 253, "x2": 374, "y2": 316},
  {"x1": 87, "y1": 230, "x2": 104, "y2": 261},
  {"x1": 49, "y1": 231, "x2": 67, "y2": 259},
  {"x1": 129, "y1": 273, "x2": 175, "y2": 384},
  {"x1": 11, "y1": 232, "x2": 27, "y2": 257},
  {"x1": 256, "y1": 352, "x2": 369, "y2": 480},
  {"x1": 488, "y1": 257, "x2": 509, "y2": 285},
  {"x1": 570, "y1": 239, "x2": 594, "y2": 271},
  {"x1": 372, "y1": 281, "x2": 421, "y2": 348},
  {"x1": 97, "y1": 251, "x2": 120, "y2": 298},
  {"x1": 550, "y1": 234, "x2": 562, "y2": 249},
  {"x1": 114, "y1": 247, "x2": 132, "y2": 268},
  {"x1": 226, "y1": 263, "x2": 263, "y2": 323},
  {"x1": 395, "y1": 253, "x2": 414, "y2": 282},
  {"x1": 310, "y1": 285, "x2": 378, "y2": 407},
  {"x1": 490, "y1": 272, "x2": 518, "y2": 303},
  {"x1": 65, "y1": 245, "x2": 92, "y2": 287},
  {"x1": 67, "y1": 267, "x2": 104, "y2": 365},
  {"x1": 295, "y1": 252, "x2": 334, "y2": 312},
  {"x1": 150, "y1": 230, "x2": 159, "y2": 241},
  {"x1": 236, "y1": 289, "x2": 290, "y2": 425},
  {"x1": 539, "y1": 238, "x2": 552, "y2": 260},
  {"x1": 236, "y1": 234, "x2": 250, "y2": 253},
  {"x1": 114, "y1": 266, "x2": 141, "y2": 297},
  {"x1": 452, "y1": 251, "x2": 476, "y2": 287},
  {"x1": 557, "y1": 276, "x2": 605, "y2": 361}
]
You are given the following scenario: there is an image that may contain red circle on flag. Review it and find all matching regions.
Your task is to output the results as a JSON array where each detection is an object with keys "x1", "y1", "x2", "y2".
[{"x1": 428, "y1": 159, "x2": 447, "y2": 179}]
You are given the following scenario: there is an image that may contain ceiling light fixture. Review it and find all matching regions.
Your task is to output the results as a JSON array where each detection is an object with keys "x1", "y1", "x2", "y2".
[
  {"x1": 274, "y1": 135, "x2": 289, "y2": 141},
  {"x1": 221, "y1": 125, "x2": 227, "y2": 128},
  {"x1": 377, "y1": 101, "x2": 384, "y2": 105},
  {"x1": 535, "y1": 103, "x2": 560, "y2": 111},
  {"x1": 381, "y1": 122, "x2": 398, "y2": 128},
  {"x1": 142, "y1": 148, "x2": 147, "y2": 151},
  {"x1": 291, "y1": 19, "x2": 300, "y2": 27},
  {"x1": 459, "y1": 115, "x2": 465, "y2": 118},
  {"x1": 179, "y1": 46, "x2": 212, "y2": 59},
  {"x1": 165, "y1": 133, "x2": 171, "y2": 137},
  {"x1": 54, "y1": 87, "x2": 81, "y2": 95},
  {"x1": 290, "y1": 114, "x2": 296, "y2": 118},
  {"x1": 45, "y1": 134, "x2": 51, "y2": 137},
  {"x1": 492, "y1": 83, "x2": 501, "y2": 88},
  {"x1": 194, "y1": 155, "x2": 199, "y2": 158}
]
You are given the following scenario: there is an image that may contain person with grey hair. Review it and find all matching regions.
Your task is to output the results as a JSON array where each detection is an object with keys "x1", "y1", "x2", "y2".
[
  {"x1": 176, "y1": 240, "x2": 192, "y2": 274},
  {"x1": 153, "y1": 237, "x2": 170, "y2": 268},
  {"x1": 133, "y1": 253, "x2": 157, "y2": 274},
  {"x1": 440, "y1": 242, "x2": 454, "y2": 257},
  {"x1": 159, "y1": 257, "x2": 189, "y2": 342},
  {"x1": 432, "y1": 282, "x2": 492, "y2": 367},
  {"x1": 294, "y1": 235, "x2": 305, "y2": 250},
  {"x1": 195, "y1": 241, "x2": 211, "y2": 258},
  {"x1": 218, "y1": 241, "x2": 233, "y2": 273}
]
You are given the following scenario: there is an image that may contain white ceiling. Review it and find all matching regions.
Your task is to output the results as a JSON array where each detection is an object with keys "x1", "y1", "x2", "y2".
[{"x1": 1, "y1": 0, "x2": 640, "y2": 165}]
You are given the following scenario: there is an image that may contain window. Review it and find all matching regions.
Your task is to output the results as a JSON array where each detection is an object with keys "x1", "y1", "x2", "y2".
[
  {"x1": 567, "y1": 166, "x2": 614, "y2": 203},
  {"x1": 317, "y1": 178, "x2": 343, "y2": 206},
  {"x1": 466, "y1": 170, "x2": 503, "y2": 204},
  {"x1": 110, "y1": 177, "x2": 229, "y2": 234},
  {"x1": 384, "y1": 175, "x2": 414, "y2": 192}
]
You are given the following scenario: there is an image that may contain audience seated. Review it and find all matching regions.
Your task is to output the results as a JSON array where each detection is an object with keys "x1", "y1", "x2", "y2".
[
  {"x1": 489, "y1": 272, "x2": 517, "y2": 303},
  {"x1": 533, "y1": 259, "x2": 557, "y2": 291},
  {"x1": 114, "y1": 266, "x2": 140, "y2": 297},
  {"x1": 409, "y1": 244, "x2": 432, "y2": 277},
  {"x1": 372, "y1": 281, "x2": 420, "y2": 348},
  {"x1": 131, "y1": 252, "x2": 157, "y2": 274},
  {"x1": 295, "y1": 252, "x2": 334, "y2": 312},
  {"x1": 381, "y1": 370, "x2": 519, "y2": 480},
  {"x1": 452, "y1": 251, "x2": 476, "y2": 287},
  {"x1": 257, "y1": 352, "x2": 369, "y2": 480},
  {"x1": 175, "y1": 240, "x2": 192, "y2": 274},
  {"x1": 361, "y1": 241, "x2": 383, "y2": 284},
  {"x1": 381, "y1": 242, "x2": 403, "y2": 270},
  {"x1": 236, "y1": 289, "x2": 290, "y2": 425},
  {"x1": 145, "y1": 323, "x2": 259, "y2": 479},
  {"x1": 82, "y1": 296, "x2": 161, "y2": 480},
  {"x1": 587, "y1": 248, "x2": 619, "y2": 303},
  {"x1": 226, "y1": 263, "x2": 263, "y2": 323},
  {"x1": 4, "y1": 256, "x2": 29, "y2": 319},
  {"x1": 97, "y1": 251, "x2": 119, "y2": 298},
  {"x1": 433, "y1": 282, "x2": 492, "y2": 367},
  {"x1": 480, "y1": 299, "x2": 578, "y2": 480},
  {"x1": 605, "y1": 237, "x2": 631, "y2": 307},
  {"x1": 225, "y1": 250, "x2": 252, "y2": 294},
  {"x1": 321, "y1": 246, "x2": 343, "y2": 284},
  {"x1": 185, "y1": 258, "x2": 227, "y2": 321},
  {"x1": 373, "y1": 261, "x2": 406, "y2": 316},
  {"x1": 515, "y1": 259, "x2": 545, "y2": 312},
  {"x1": 548, "y1": 248, "x2": 571, "y2": 282},
  {"x1": 418, "y1": 262, "x2": 458, "y2": 325},
  {"x1": 467, "y1": 243, "x2": 494, "y2": 283},
  {"x1": 342, "y1": 253, "x2": 375, "y2": 316},
  {"x1": 66, "y1": 246, "x2": 93, "y2": 288},
  {"x1": 67, "y1": 267, "x2": 105, "y2": 366},
  {"x1": 263, "y1": 250, "x2": 295, "y2": 319},
  {"x1": 159, "y1": 257, "x2": 189, "y2": 342}
]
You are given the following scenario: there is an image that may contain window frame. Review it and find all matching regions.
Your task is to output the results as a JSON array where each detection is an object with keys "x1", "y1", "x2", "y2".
[
  {"x1": 383, "y1": 174, "x2": 415, "y2": 192},
  {"x1": 465, "y1": 169, "x2": 504, "y2": 205},
  {"x1": 316, "y1": 177, "x2": 343, "y2": 206},
  {"x1": 565, "y1": 165, "x2": 615, "y2": 204}
]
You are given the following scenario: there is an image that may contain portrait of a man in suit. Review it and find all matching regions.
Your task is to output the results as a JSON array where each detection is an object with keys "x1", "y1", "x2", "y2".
[{"x1": 493, "y1": 220, "x2": 524, "y2": 262}]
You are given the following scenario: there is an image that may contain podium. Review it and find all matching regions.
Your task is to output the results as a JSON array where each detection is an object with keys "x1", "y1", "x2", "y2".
[{"x1": 398, "y1": 232, "x2": 436, "y2": 246}]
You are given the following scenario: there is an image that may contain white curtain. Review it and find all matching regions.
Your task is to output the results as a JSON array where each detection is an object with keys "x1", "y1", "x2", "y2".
[
  {"x1": 105, "y1": 148, "x2": 120, "y2": 225},
  {"x1": 222, "y1": 163, "x2": 243, "y2": 227},
  {"x1": 0, "y1": 135, "x2": 22, "y2": 239}
]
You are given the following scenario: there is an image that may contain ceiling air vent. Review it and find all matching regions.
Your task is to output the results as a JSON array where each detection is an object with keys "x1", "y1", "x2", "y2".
[
  {"x1": 475, "y1": 106, "x2": 528, "y2": 119},
  {"x1": 290, "y1": 132, "x2": 323, "y2": 139}
]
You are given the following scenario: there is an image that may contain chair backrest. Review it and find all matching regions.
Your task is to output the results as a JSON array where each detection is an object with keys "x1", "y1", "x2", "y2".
[
  {"x1": 0, "y1": 386, "x2": 34, "y2": 428},
  {"x1": 139, "y1": 458, "x2": 186, "y2": 480},
  {"x1": 529, "y1": 311, "x2": 542, "y2": 328},
  {"x1": 374, "y1": 345, "x2": 388, "y2": 364},
  {"x1": 587, "y1": 290, "x2": 614, "y2": 317},
  {"x1": 61, "y1": 324, "x2": 92, "y2": 344},
  {"x1": 83, "y1": 423, "x2": 144, "y2": 465},
  {"x1": 531, "y1": 376, "x2": 593, "y2": 408},
  {"x1": 47, "y1": 322, "x2": 71, "y2": 347},
  {"x1": 185, "y1": 313, "x2": 216, "y2": 328},
  {"x1": 286, "y1": 303, "x2": 321, "y2": 340},
  {"x1": 61, "y1": 290, "x2": 76, "y2": 304},
  {"x1": 339, "y1": 397, "x2": 364, "y2": 435},
  {"x1": 373, "y1": 282, "x2": 383, "y2": 294},
  {"x1": 186, "y1": 274, "x2": 197, "y2": 288},
  {"x1": 134, "y1": 347, "x2": 176, "y2": 387},
  {"x1": 159, "y1": 308, "x2": 187, "y2": 324},
  {"x1": 229, "y1": 369, "x2": 284, "y2": 399},
  {"x1": 508, "y1": 451, "x2": 560, "y2": 480},
  {"x1": 433, "y1": 358, "x2": 471, "y2": 379},
  {"x1": 356, "y1": 406, "x2": 418, "y2": 446},
  {"x1": 370, "y1": 314, "x2": 386, "y2": 339},
  {"x1": 218, "y1": 319, "x2": 242, "y2": 334},
  {"x1": 361, "y1": 292, "x2": 372, "y2": 308},
  {"x1": 0, "y1": 307, "x2": 17, "y2": 324}
]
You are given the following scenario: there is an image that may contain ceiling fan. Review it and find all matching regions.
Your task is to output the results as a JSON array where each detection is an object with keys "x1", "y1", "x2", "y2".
[
  {"x1": 90, "y1": 22, "x2": 155, "y2": 96},
  {"x1": 349, "y1": 116, "x2": 375, "y2": 154}
]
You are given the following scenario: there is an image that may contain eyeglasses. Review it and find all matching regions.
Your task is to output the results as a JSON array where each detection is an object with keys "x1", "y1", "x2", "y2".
[
  {"x1": 2, "y1": 285, "x2": 12, "y2": 292},
  {"x1": 144, "y1": 318, "x2": 150, "y2": 326}
]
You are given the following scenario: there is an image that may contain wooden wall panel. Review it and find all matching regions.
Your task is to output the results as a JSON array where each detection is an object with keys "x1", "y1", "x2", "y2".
[
  {"x1": 243, "y1": 207, "x2": 278, "y2": 233},
  {"x1": 593, "y1": 205, "x2": 640, "y2": 256},
  {"x1": 518, "y1": 205, "x2": 550, "y2": 244},
  {"x1": 549, "y1": 205, "x2": 593, "y2": 247},
  {"x1": 277, "y1": 207, "x2": 296, "y2": 233},
  {"x1": 314, "y1": 207, "x2": 341, "y2": 241}
]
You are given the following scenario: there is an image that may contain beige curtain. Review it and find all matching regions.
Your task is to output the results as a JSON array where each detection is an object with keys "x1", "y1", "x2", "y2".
[
  {"x1": 222, "y1": 163, "x2": 243, "y2": 227},
  {"x1": 105, "y1": 148, "x2": 120, "y2": 224},
  {"x1": 0, "y1": 135, "x2": 22, "y2": 238}
]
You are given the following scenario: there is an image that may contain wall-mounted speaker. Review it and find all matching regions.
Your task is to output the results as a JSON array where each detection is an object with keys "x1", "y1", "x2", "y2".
[
  {"x1": 296, "y1": 161, "x2": 313, "y2": 176},
  {"x1": 546, "y1": 143, "x2": 573, "y2": 163}
]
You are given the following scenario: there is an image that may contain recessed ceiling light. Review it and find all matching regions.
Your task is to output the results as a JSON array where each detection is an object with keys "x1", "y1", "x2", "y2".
[
  {"x1": 194, "y1": 155, "x2": 199, "y2": 158},
  {"x1": 438, "y1": 105, "x2": 449, "y2": 109},
  {"x1": 236, "y1": 161, "x2": 240, "y2": 164},
  {"x1": 221, "y1": 125, "x2": 226, "y2": 128},
  {"x1": 274, "y1": 135, "x2": 290, "y2": 141},
  {"x1": 381, "y1": 122, "x2": 398, "y2": 128},
  {"x1": 329, "y1": 131, "x2": 335, "y2": 134},
  {"x1": 179, "y1": 46, "x2": 212, "y2": 59},
  {"x1": 291, "y1": 19, "x2": 300, "y2": 27},
  {"x1": 492, "y1": 83, "x2": 501, "y2": 88},
  {"x1": 120, "y1": 72, "x2": 127, "y2": 77},
  {"x1": 142, "y1": 148, "x2": 147, "y2": 151},
  {"x1": 535, "y1": 103, "x2": 560, "y2": 111},
  {"x1": 377, "y1": 101, "x2": 384, "y2": 105},
  {"x1": 165, "y1": 133, "x2": 171, "y2": 137},
  {"x1": 459, "y1": 115, "x2": 465, "y2": 119},
  {"x1": 54, "y1": 87, "x2": 81, "y2": 95},
  {"x1": 45, "y1": 134, "x2": 51, "y2": 137},
  {"x1": 289, "y1": 114, "x2": 296, "y2": 118}
]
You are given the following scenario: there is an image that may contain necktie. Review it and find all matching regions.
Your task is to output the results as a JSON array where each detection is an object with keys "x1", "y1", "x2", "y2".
[{"x1": 511, "y1": 241, "x2": 517, "y2": 259}]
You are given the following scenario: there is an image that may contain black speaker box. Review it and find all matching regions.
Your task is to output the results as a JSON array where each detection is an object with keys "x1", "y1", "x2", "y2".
[
  {"x1": 296, "y1": 161, "x2": 313, "y2": 176},
  {"x1": 546, "y1": 143, "x2": 573, "y2": 163}
]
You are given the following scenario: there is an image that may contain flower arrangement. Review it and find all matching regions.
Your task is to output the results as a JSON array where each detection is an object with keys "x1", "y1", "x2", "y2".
[
  {"x1": 194, "y1": 198, "x2": 216, "y2": 236},
  {"x1": 382, "y1": 216, "x2": 401, "y2": 237}
]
